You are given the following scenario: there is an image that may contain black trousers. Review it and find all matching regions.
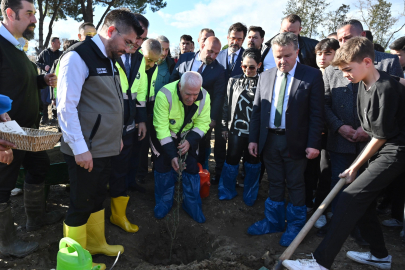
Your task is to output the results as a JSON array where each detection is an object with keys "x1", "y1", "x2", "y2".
[
  {"x1": 304, "y1": 156, "x2": 320, "y2": 207},
  {"x1": 262, "y1": 132, "x2": 307, "y2": 206},
  {"x1": 226, "y1": 134, "x2": 260, "y2": 165},
  {"x1": 198, "y1": 124, "x2": 226, "y2": 176},
  {"x1": 314, "y1": 147, "x2": 405, "y2": 268},
  {"x1": 64, "y1": 154, "x2": 111, "y2": 226},
  {"x1": 109, "y1": 132, "x2": 134, "y2": 198},
  {"x1": 0, "y1": 149, "x2": 49, "y2": 203}
]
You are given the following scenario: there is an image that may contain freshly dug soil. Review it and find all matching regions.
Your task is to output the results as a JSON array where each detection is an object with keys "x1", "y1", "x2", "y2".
[{"x1": 2, "y1": 126, "x2": 404, "y2": 269}]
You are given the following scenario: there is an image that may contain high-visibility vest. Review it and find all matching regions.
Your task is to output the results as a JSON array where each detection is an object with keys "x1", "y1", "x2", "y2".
[
  {"x1": 148, "y1": 65, "x2": 158, "y2": 102},
  {"x1": 153, "y1": 80, "x2": 211, "y2": 146}
]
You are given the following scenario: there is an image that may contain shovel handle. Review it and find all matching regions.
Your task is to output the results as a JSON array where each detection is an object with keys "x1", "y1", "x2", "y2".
[{"x1": 273, "y1": 177, "x2": 347, "y2": 269}]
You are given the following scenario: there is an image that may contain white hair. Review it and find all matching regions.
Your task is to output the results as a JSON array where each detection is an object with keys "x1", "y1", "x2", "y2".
[{"x1": 179, "y1": 71, "x2": 203, "y2": 89}]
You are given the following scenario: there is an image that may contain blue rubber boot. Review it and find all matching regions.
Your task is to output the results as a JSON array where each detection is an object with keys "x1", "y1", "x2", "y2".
[
  {"x1": 279, "y1": 203, "x2": 307, "y2": 247},
  {"x1": 248, "y1": 198, "x2": 285, "y2": 235},
  {"x1": 182, "y1": 172, "x2": 206, "y2": 223},
  {"x1": 203, "y1": 147, "x2": 211, "y2": 170},
  {"x1": 218, "y1": 162, "x2": 239, "y2": 200},
  {"x1": 154, "y1": 170, "x2": 176, "y2": 219},
  {"x1": 243, "y1": 162, "x2": 261, "y2": 206}
]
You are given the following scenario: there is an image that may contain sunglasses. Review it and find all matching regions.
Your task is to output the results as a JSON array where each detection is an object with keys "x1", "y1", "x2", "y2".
[{"x1": 241, "y1": 65, "x2": 257, "y2": 70}]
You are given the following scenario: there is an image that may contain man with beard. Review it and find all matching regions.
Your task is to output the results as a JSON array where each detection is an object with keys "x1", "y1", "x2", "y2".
[
  {"x1": 247, "y1": 26, "x2": 265, "y2": 53},
  {"x1": 0, "y1": 0, "x2": 61, "y2": 258},
  {"x1": 56, "y1": 9, "x2": 143, "y2": 269},
  {"x1": 156, "y1": 35, "x2": 175, "y2": 91},
  {"x1": 36, "y1": 37, "x2": 62, "y2": 125},
  {"x1": 170, "y1": 36, "x2": 226, "y2": 182}
]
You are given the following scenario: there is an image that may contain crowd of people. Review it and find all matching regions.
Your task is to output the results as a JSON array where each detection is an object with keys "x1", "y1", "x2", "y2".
[{"x1": 1, "y1": 0, "x2": 405, "y2": 269}]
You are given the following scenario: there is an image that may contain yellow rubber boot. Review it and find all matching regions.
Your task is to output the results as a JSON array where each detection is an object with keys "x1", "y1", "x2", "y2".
[
  {"x1": 110, "y1": 196, "x2": 139, "y2": 233},
  {"x1": 86, "y1": 209, "x2": 124, "y2": 256},
  {"x1": 63, "y1": 222, "x2": 106, "y2": 270}
]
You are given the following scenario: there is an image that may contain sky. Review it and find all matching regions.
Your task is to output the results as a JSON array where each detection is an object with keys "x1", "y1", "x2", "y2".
[{"x1": 31, "y1": 0, "x2": 405, "y2": 54}]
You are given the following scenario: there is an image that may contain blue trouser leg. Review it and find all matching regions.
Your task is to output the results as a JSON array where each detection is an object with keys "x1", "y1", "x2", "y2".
[
  {"x1": 218, "y1": 162, "x2": 239, "y2": 200},
  {"x1": 247, "y1": 198, "x2": 285, "y2": 235},
  {"x1": 243, "y1": 162, "x2": 261, "y2": 206},
  {"x1": 279, "y1": 203, "x2": 307, "y2": 247},
  {"x1": 182, "y1": 171, "x2": 205, "y2": 223},
  {"x1": 154, "y1": 170, "x2": 176, "y2": 219}
]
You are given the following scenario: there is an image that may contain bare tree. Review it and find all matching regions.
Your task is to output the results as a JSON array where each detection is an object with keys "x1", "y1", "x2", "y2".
[
  {"x1": 356, "y1": 0, "x2": 405, "y2": 49},
  {"x1": 283, "y1": 0, "x2": 330, "y2": 38},
  {"x1": 321, "y1": 4, "x2": 350, "y2": 37}
]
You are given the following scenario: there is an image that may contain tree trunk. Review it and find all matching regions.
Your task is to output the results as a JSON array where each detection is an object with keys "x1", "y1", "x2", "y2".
[
  {"x1": 44, "y1": 0, "x2": 64, "y2": 48},
  {"x1": 96, "y1": 3, "x2": 113, "y2": 30},
  {"x1": 37, "y1": 0, "x2": 49, "y2": 52}
]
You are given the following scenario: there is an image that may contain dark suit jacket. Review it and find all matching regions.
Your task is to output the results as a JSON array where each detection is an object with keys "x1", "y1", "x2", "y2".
[
  {"x1": 325, "y1": 50, "x2": 404, "y2": 154},
  {"x1": 169, "y1": 52, "x2": 227, "y2": 120},
  {"x1": 249, "y1": 62, "x2": 325, "y2": 159},
  {"x1": 260, "y1": 34, "x2": 318, "y2": 72},
  {"x1": 216, "y1": 47, "x2": 245, "y2": 79}
]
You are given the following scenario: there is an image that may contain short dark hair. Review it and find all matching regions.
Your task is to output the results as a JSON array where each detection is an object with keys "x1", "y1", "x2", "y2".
[
  {"x1": 191, "y1": 40, "x2": 194, "y2": 45},
  {"x1": 283, "y1": 14, "x2": 302, "y2": 25},
  {"x1": 79, "y1": 22, "x2": 95, "y2": 32},
  {"x1": 315, "y1": 38, "x2": 340, "y2": 53},
  {"x1": 327, "y1": 32, "x2": 337, "y2": 38},
  {"x1": 103, "y1": 9, "x2": 144, "y2": 36},
  {"x1": 180, "y1": 34, "x2": 192, "y2": 42},
  {"x1": 51, "y1": 37, "x2": 59, "y2": 43},
  {"x1": 365, "y1": 30, "x2": 373, "y2": 42},
  {"x1": 242, "y1": 47, "x2": 261, "y2": 64},
  {"x1": 63, "y1": 39, "x2": 78, "y2": 51},
  {"x1": 228, "y1": 22, "x2": 247, "y2": 38},
  {"x1": 199, "y1": 28, "x2": 215, "y2": 36},
  {"x1": 133, "y1": 13, "x2": 149, "y2": 29},
  {"x1": 332, "y1": 36, "x2": 375, "y2": 66},
  {"x1": 374, "y1": 43, "x2": 384, "y2": 52},
  {"x1": 389, "y1": 36, "x2": 405, "y2": 51},
  {"x1": 337, "y1": 19, "x2": 363, "y2": 33},
  {"x1": 248, "y1": 26, "x2": 265, "y2": 38},
  {"x1": 1, "y1": 0, "x2": 34, "y2": 20}
]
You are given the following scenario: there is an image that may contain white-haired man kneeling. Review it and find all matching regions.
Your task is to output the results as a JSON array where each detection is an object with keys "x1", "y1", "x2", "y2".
[{"x1": 151, "y1": 71, "x2": 211, "y2": 223}]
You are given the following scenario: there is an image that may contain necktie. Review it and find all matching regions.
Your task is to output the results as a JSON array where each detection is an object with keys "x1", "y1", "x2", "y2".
[
  {"x1": 197, "y1": 62, "x2": 204, "y2": 74},
  {"x1": 228, "y1": 53, "x2": 235, "y2": 71},
  {"x1": 274, "y1": 72, "x2": 288, "y2": 128},
  {"x1": 124, "y1": 53, "x2": 130, "y2": 78}
]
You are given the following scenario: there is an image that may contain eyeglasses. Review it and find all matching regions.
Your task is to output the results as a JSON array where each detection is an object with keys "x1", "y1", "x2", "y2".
[
  {"x1": 116, "y1": 28, "x2": 136, "y2": 50},
  {"x1": 241, "y1": 65, "x2": 257, "y2": 70}
]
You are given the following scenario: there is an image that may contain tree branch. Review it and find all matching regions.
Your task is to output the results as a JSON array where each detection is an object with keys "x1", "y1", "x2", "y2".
[{"x1": 96, "y1": 2, "x2": 114, "y2": 30}]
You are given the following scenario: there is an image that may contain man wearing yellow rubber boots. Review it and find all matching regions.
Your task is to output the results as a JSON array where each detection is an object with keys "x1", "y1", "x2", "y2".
[
  {"x1": 56, "y1": 9, "x2": 144, "y2": 269},
  {"x1": 151, "y1": 71, "x2": 211, "y2": 223},
  {"x1": 109, "y1": 38, "x2": 160, "y2": 233}
]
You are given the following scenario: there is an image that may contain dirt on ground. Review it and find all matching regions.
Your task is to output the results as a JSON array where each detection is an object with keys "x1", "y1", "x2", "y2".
[{"x1": 1, "y1": 125, "x2": 404, "y2": 270}]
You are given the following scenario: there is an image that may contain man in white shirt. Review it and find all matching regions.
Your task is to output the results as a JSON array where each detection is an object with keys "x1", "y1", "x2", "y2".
[{"x1": 57, "y1": 9, "x2": 143, "y2": 268}]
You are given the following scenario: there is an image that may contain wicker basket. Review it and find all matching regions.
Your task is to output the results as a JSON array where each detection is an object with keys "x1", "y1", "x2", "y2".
[{"x1": 0, "y1": 127, "x2": 62, "y2": 152}]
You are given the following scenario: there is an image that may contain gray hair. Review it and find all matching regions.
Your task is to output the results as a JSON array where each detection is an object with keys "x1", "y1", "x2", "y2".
[
  {"x1": 271, "y1": 32, "x2": 298, "y2": 50},
  {"x1": 337, "y1": 19, "x2": 363, "y2": 34},
  {"x1": 156, "y1": 35, "x2": 170, "y2": 44},
  {"x1": 180, "y1": 71, "x2": 202, "y2": 89},
  {"x1": 143, "y1": 38, "x2": 162, "y2": 56}
]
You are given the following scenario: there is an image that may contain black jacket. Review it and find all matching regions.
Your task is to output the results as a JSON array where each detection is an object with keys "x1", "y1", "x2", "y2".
[
  {"x1": 36, "y1": 47, "x2": 62, "y2": 74},
  {"x1": 166, "y1": 56, "x2": 176, "y2": 74},
  {"x1": 260, "y1": 34, "x2": 318, "y2": 72}
]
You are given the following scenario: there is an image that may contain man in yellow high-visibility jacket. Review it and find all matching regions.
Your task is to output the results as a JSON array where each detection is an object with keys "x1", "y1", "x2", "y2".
[{"x1": 151, "y1": 71, "x2": 211, "y2": 223}]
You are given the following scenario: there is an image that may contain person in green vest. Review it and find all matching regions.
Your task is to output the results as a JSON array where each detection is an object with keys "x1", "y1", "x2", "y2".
[{"x1": 151, "y1": 71, "x2": 211, "y2": 223}]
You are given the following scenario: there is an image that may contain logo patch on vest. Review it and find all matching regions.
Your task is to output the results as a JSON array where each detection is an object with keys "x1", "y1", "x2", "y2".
[
  {"x1": 170, "y1": 119, "x2": 176, "y2": 125},
  {"x1": 152, "y1": 80, "x2": 155, "y2": 88},
  {"x1": 96, "y1": 68, "x2": 108, "y2": 74},
  {"x1": 136, "y1": 72, "x2": 141, "y2": 79}
]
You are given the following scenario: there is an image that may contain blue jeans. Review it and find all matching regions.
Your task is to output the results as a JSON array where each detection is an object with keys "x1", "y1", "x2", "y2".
[{"x1": 329, "y1": 151, "x2": 364, "y2": 212}]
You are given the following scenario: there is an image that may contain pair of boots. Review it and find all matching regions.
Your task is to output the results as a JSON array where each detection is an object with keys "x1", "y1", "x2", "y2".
[
  {"x1": 0, "y1": 182, "x2": 63, "y2": 257},
  {"x1": 154, "y1": 170, "x2": 205, "y2": 223},
  {"x1": 247, "y1": 198, "x2": 306, "y2": 247},
  {"x1": 218, "y1": 161, "x2": 261, "y2": 206},
  {"x1": 110, "y1": 196, "x2": 139, "y2": 233},
  {"x1": 63, "y1": 209, "x2": 124, "y2": 270}
]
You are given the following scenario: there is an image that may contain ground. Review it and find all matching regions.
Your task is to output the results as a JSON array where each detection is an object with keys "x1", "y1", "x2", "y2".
[{"x1": 1, "y1": 125, "x2": 404, "y2": 269}]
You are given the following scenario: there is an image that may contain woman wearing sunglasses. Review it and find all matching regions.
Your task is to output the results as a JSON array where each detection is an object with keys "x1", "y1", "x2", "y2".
[{"x1": 218, "y1": 47, "x2": 262, "y2": 206}]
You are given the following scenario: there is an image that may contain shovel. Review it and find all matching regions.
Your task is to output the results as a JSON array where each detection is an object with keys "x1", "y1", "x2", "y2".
[{"x1": 272, "y1": 176, "x2": 347, "y2": 270}]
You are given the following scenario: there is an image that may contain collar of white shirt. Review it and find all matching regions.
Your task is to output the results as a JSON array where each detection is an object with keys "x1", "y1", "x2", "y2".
[
  {"x1": 228, "y1": 48, "x2": 241, "y2": 57},
  {"x1": 0, "y1": 23, "x2": 24, "y2": 47},
  {"x1": 91, "y1": 34, "x2": 108, "y2": 58},
  {"x1": 276, "y1": 61, "x2": 298, "y2": 78}
]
